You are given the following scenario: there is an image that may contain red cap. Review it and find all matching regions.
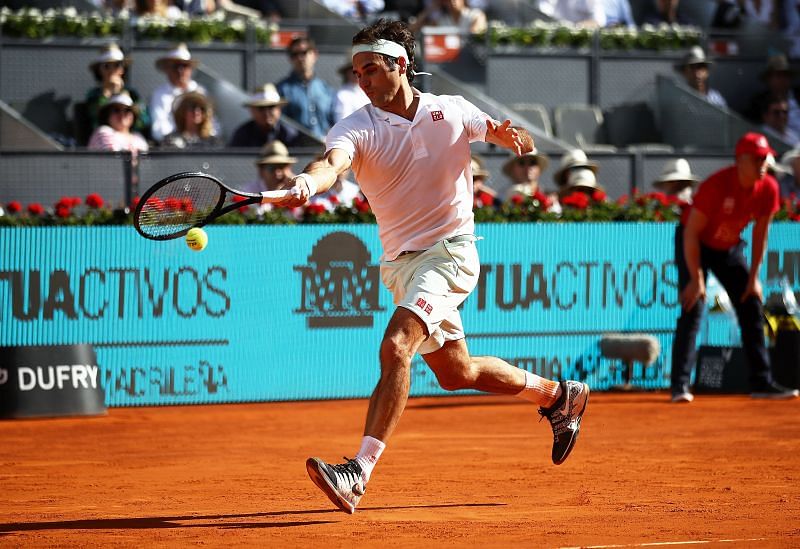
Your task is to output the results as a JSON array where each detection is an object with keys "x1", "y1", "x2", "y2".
[{"x1": 735, "y1": 132, "x2": 775, "y2": 158}]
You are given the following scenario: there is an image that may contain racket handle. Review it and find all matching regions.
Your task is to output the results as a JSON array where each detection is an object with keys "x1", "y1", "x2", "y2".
[{"x1": 260, "y1": 190, "x2": 293, "y2": 204}]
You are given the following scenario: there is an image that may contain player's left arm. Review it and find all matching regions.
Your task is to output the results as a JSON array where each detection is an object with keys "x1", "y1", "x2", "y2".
[
  {"x1": 485, "y1": 119, "x2": 535, "y2": 156},
  {"x1": 743, "y1": 213, "x2": 774, "y2": 302}
]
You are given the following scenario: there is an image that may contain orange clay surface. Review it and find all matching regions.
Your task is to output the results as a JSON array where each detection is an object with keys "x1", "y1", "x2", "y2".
[{"x1": 1, "y1": 392, "x2": 799, "y2": 548}]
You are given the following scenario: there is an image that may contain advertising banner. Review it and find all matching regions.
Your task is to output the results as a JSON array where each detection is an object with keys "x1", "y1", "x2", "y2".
[{"x1": 1, "y1": 224, "x2": 797, "y2": 406}]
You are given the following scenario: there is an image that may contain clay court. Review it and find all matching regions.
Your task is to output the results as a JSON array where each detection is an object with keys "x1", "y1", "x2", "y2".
[{"x1": 1, "y1": 392, "x2": 799, "y2": 548}]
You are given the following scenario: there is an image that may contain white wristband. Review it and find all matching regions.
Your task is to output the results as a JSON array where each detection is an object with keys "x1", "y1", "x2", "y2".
[{"x1": 296, "y1": 173, "x2": 318, "y2": 196}]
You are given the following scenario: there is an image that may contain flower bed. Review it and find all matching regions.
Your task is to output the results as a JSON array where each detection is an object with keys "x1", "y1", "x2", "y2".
[{"x1": 2, "y1": 191, "x2": 798, "y2": 227}]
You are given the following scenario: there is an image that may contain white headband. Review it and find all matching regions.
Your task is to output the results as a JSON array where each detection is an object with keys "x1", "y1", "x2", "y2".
[{"x1": 352, "y1": 40, "x2": 409, "y2": 63}]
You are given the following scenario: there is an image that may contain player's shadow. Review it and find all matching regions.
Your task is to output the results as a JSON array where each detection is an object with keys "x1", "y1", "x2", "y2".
[{"x1": 0, "y1": 503, "x2": 505, "y2": 533}]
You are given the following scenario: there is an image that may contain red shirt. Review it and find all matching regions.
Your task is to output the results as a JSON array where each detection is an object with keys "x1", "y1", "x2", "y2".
[{"x1": 681, "y1": 165, "x2": 779, "y2": 250}]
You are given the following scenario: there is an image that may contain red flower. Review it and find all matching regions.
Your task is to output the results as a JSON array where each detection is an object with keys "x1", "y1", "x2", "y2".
[
  {"x1": 131, "y1": 196, "x2": 141, "y2": 209},
  {"x1": 232, "y1": 195, "x2": 249, "y2": 213},
  {"x1": 532, "y1": 190, "x2": 551, "y2": 209},
  {"x1": 591, "y1": 190, "x2": 607, "y2": 203},
  {"x1": 55, "y1": 203, "x2": 71, "y2": 218},
  {"x1": 27, "y1": 203, "x2": 44, "y2": 216},
  {"x1": 85, "y1": 193, "x2": 104, "y2": 209},
  {"x1": 477, "y1": 191, "x2": 496, "y2": 208},
  {"x1": 5, "y1": 201, "x2": 22, "y2": 214},
  {"x1": 145, "y1": 197, "x2": 164, "y2": 211},
  {"x1": 616, "y1": 195, "x2": 629, "y2": 205},
  {"x1": 561, "y1": 192, "x2": 590, "y2": 209},
  {"x1": 56, "y1": 197, "x2": 73, "y2": 211},
  {"x1": 792, "y1": 213, "x2": 800, "y2": 222},
  {"x1": 306, "y1": 203, "x2": 327, "y2": 215},
  {"x1": 353, "y1": 196, "x2": 371, "y2": 213},
  {"x1": 510, "y1": 194, "x2": 525, "y2": 205},
  {"x1": 329, "y1": 195, "x2": 340, "y2": 206},
  {"x1": 180, "y1": 197, "x2": 194, "y2": 213},
  {"x1": 164, "y1": 197, "x2": 181, "y2": 211},
  {"x1": 69, "y1": 197, "x2": 82, "y2": 207}
]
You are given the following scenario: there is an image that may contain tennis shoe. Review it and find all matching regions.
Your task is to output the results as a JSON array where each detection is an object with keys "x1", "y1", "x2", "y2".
[
  {"x1": 751, "y1": 381, "x2": 800, "y2": 399},
  {"x1": 539, "y1": 380, "x2": 590, "y2": 465},
  {"x1": 306, "y1": 456, "x2": 366, "y2": 514},
  {"x1": 671, "y1": 384, "x2": 694, "y2": 403}
]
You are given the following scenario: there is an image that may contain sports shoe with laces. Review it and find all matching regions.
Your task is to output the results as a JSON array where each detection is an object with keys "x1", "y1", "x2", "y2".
[
  {"x1": 539, "y1": 380, "x2": 590, "y2": 465},
  {"x1": 751, "y1": 380, "x2": 800, "y2": 399},
  {"x1": 671, "y1": 384, "x2": 694, "y2": 403},
  {"x1": 306, "y1": 456, "x2": 366, "y2": 514}
]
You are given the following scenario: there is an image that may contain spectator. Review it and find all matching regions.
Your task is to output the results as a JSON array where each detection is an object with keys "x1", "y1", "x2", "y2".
[
  {"x1": 228, "y1": 83, "x2": 301, "y2": 148},
  {"x1": 247, "y1": 140, "x2": 297, "y2": 193},
  {"x1": 409, "y1": 0, "x2": 488, "y2": 34},
  {"x1": 602, "y1": 0, "x2": 636, "y2": 27},
  {"x1": 321, "y1": 0, "x2": 385, "y2": 20},
  {"x1": 777, "y1": 146, "x2": 800, "y2": 197},
  {"x1": 87, "y1": 93, "x2": 149, "y2": 154},
  {"x1": 652, "y1": 157, "x2": 699, "y2": 203},
  {"x1": 673, "y1": 46, "x2": 728, "y2": 108},
  {"x1": 502, "y1": 149, "x2": 552, "y2": 203},
  {"x1": 558, "y1": 167, "x2": 607, "y2": 201},
  {"x1": 161, "y1": 91, "x2": 224, "y2": 150},
  {"x1": 84, "y1": 43, "x2": 150, "y2": 141},
  {"x1": 233, "y1": 0, "x2": 281, "y2": 21},
  {"x1": 150, "y1": 43, "x2": 210, "y2": 143},
  {"x1": 134, "y1": 0, "x2": 183, "y2": 19},
  {"x1": 471, "y1": 154, "x2": 500, "y2": 208},
  {"x1": 333, "y1": 58, "x2": 370, "y2": 122},
  {"x1": 748, "y1": 54, "x2": 800, "y2": 137},
  {"x1": 782, "y1": 0, "x2": 800, "y2": 57},
  {"x1": 537, "y1": 0, "x2": 606, "y2": 27},
  {"x1": 759, "y1": 94, "x2": 800, "y2": 146},
  {"x1": 669, "y1": 132, "x2": 799, "y2": 402},
  {"x1": 552, "y1": 149, "x2": 599, "y2": 190},
  {"x1": 640, "y1": 0, "x2": 689, "y2": 24},
  {"x1": 277, "y1": 37, "x2": 336, "y2": 140}
]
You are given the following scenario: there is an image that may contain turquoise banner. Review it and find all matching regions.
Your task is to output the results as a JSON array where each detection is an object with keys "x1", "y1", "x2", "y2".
[{"x1": 1, "y1": 223, "x2": 797, "y2": 406}]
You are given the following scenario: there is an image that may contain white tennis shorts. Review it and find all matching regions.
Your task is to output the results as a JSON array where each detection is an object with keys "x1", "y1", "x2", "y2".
[{"x1": 380, "y1": 235, "x2": 481, "y2": 355}]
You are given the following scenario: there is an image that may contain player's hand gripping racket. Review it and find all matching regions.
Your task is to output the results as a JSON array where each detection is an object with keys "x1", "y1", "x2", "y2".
[{"x1": 133, "y1": 171, "x2": 291, "y2": 240}]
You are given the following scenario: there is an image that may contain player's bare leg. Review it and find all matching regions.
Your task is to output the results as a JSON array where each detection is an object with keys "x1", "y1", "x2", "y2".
[
  {"x1": 423, "y1": 339, "x2": 590, "y2": 465},
  {"x1": 306, "y1": 307, "x2": 426, "y2": 513}
]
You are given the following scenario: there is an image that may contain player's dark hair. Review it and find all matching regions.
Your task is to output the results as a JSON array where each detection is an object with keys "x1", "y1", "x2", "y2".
[{"x1": 352, "y1": 18, "x2": 418, "y2": 84}]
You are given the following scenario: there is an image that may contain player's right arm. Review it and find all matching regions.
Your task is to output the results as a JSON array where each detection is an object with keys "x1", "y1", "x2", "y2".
[
  {"x1": 273, "y1": 148, "x2": 353, "y2": 207},
  {"x1": 680, "y1": 208, "x2": 708, "y2": 311}
]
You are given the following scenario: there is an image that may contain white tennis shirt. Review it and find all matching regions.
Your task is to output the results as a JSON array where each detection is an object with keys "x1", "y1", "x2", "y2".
[{"x1": 326, "y1": 90, "x2": 490, "y2": 260}]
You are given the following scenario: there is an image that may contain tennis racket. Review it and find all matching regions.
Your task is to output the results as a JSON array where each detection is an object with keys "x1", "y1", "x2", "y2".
[{"x1": 133, "y1": 171, "x2": 292, "y2": 240}]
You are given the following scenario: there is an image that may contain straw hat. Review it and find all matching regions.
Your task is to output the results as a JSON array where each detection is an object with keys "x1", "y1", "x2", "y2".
[
  {"x1": 98, "y1": 92, "x2": 139, "y2": 121},
  {"x1": 255, "y1": 141, "x2": 297, "y2": 166},
  {"x1": 652, "y1": 158, "x2": 699, "y2": 191},
  {"x1": 172, "y1": 91, "x2": 212, "y2": 115},
  {"x1": 674, "y1": 46, "x2": 712, "y2": 71},
  {"x1": 244, "y1": 83, "x2": 288, "y2": 108},
  {"x1": 471, "y1": 155, "x2": 490, "y2": 178},
  {"x1": 155, "y1": 43, "x2": 198, "y2": 72},
  {"x1": 553, "y1": 149, "x2": 598, "y2": 186},
  {"x1": 760, "y1": 54, "x2": 796, "y2": 81},
  {"x1": 88, "y1": 43, "x2": 130, "y2": 72},
  {"x1": 502, "y1": 150, "x2": 550, "y2": 177},
  {"x1": 558, "y1": 168, "x2": 605, "y2": 199}
]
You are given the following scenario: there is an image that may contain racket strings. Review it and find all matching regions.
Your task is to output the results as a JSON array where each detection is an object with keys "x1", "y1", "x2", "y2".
[{"x1": 137, "y1": 177, "x2": 222, "y2": 238}]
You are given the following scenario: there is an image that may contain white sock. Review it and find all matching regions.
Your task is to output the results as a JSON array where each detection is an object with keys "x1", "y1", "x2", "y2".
[
  {"x1": 355, "y1": 435, "x2": 385, "y2": 482},
  {"x1": 516, "y1": 370, "x2": 560, "y2": 408}
]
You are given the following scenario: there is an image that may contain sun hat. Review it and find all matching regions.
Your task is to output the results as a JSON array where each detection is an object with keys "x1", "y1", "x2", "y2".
[
  {"x1": 255, "y1": 141, "x2": 297, "y2": 166},
  {"x1": 243, "y1": 83, "x2": 288, "y2": 108},
  {"x1": 88, "y1": 43, "x2": 130, "y2": 72},
  {"x1": 735, "y1": 132, "x2": 775, "y2": 158},
  {"x1": 172, "y1": 91, "x2": 212, "y2": 115},
  {"x1": 471, "y1": 155, "x2": 490, "y2": 178},
  {"x1": 674, "y1": 46, "x2": 712, "y2": 71},
  {"x1": 98, "y1": 92, "x2": 139, "y2": 122},
  {"x1": 558, "y1": 168, "x2": 605, "y2": 199},
  {"x1": 155, "y1": 43, "x2": 198, "y2": 72},
  {"x1": 653, "y1": 158, "x2": 700, "y2": 191},
  {"x1": 502, "y1": 150, "x2": 550, "y2": 177},
  {"x1": 553, "y1": 149, "x2": 598, "y2": 186},
  {"x1": 759, "y1": 54, "x2": 796, "y2": 81}
]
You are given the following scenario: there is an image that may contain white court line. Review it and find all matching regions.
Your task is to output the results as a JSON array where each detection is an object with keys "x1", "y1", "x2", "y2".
[{"x1": 559, "y1": 538, "x2": 768, "y2": 549}]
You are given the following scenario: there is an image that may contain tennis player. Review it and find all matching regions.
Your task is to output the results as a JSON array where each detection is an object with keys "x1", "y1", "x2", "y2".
[{"x1": 276, "y1": 19, "x2": 590, "y2": 514}]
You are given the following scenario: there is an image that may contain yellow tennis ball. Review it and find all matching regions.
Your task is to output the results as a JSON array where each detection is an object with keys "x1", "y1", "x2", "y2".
[{"x1": 185, "y1": 227, "x2": 208, "y2": 251}]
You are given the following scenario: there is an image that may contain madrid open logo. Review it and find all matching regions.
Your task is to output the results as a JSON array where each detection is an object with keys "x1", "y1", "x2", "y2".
[{"x1": 294, "y1": 232, "x2": 384, "y2": 328}]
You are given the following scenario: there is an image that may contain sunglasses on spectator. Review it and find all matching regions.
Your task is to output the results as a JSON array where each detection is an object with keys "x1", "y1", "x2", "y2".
[
  {"x1": 290, "y1": 49, "x2": 311, "y2": 58},
  {"x1": 170, "y1": 63, "x2": 192, "y2": 71},
  {"x1": 101, "y1": 62, "x2": 123, "y2": 70},
  {"x1": 109, "y1": 106, "x2": 133, "y2": 115}
]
